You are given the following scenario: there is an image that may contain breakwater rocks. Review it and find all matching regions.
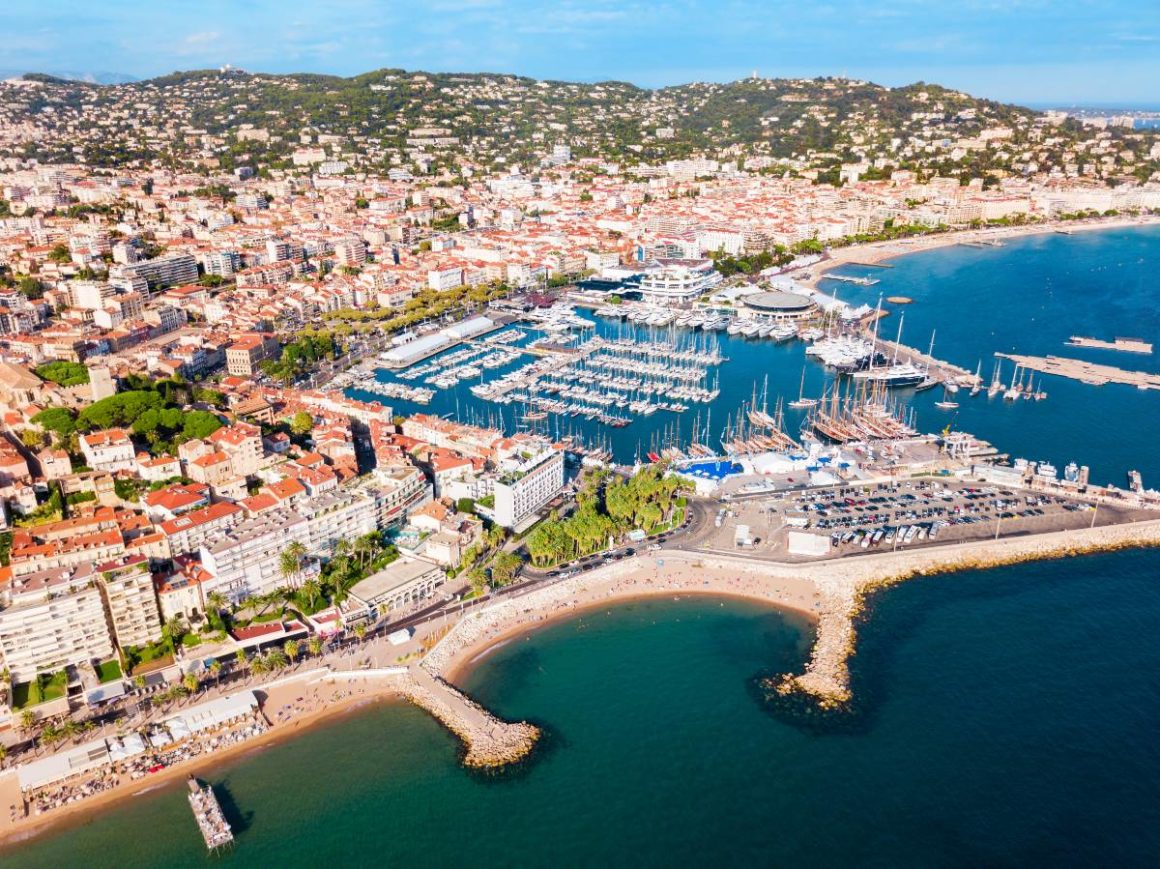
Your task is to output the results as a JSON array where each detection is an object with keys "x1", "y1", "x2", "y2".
[
  {"x1": 402, "y1": 667, "x2": 540, "y2": 770},
  {"x1": 771, "y1": 518, "x2": 1160, "y2": 710}
]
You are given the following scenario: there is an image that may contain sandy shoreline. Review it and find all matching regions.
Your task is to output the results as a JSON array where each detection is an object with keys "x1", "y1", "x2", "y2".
[
  {"x1": 0, "y1": 674, "x2": 408, "y2": 849},
  {"x1": 444, "y1": 586, "x2": 819, "y2": 686},
  {"x1": 799, "y1": 215, "x2": 1160, "y2": 290}
]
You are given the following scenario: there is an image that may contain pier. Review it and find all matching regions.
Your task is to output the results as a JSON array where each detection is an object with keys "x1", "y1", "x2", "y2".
[
  {"x1": 996, "y1": 352, "x2": 1160, "y2": 390},
  {"x1": 188, "y1": 778, "x2": 233, "y2": 853},
  {"x1": 315, "y1": 666, "x2": 539, "y2": 769},
  {"x1": 859, "y1": 314, "x2": 981, "y2": 387},
  {"x1": 1065, "y1": 336, "x2": 1153, "y2": 355}
]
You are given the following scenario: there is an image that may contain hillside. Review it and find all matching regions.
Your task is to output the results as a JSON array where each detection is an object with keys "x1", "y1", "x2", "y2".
[{"x1": 0, "y1": 67, "x2": 1154, "y2": 183}]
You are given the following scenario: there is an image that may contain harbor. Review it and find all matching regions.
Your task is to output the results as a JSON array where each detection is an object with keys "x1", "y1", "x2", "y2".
[{"x1": 342, "y1": 297, "x2": 996, "y2": 464}]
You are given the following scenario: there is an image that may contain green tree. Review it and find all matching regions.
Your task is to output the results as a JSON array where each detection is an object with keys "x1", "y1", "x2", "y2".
[
  {"x1": 490, "y1": 551, "x2": 522, "y2": 587},
  {"x1": 47, "y1": 243, "x2": 71, "y2": 264},
  {"x1": 279, "y1": 541, "x2": 308, "y2": 588},
  {"x1": 289, "y1": 411, "x2": 314, "y2": 435}
]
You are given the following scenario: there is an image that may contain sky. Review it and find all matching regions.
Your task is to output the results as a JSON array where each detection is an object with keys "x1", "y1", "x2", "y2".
[{"x1": 3, "y1": 0, "x2": 1159, "y2": 105}]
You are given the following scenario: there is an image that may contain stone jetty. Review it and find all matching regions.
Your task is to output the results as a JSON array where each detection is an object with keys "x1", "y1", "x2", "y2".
[
  {"x1": 317, "y1": 666, "x2": 539, "y2": 769},
  {"x1": 402, "y1": 667, "x2": 539, "y2": 769}
]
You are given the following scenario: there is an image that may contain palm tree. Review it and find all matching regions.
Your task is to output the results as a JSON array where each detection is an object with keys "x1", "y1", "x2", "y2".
[
  {"x1": 61, "y1": 719, "x2": 80, "y2": 743},
  {"x1": 183, "y1": 671, "x2": 200, "y2": 697},
  {"x1": 284, "y1": 640, "x2": 300, "y2": 666},
  {"x1": 19, "y1": 709, "x2": 35, "y2": 735},
  {"x1": 234, "y1": 649, "x2": 249, "y2": 681},
  {"x1": 279, "y1": 541, "x2": 309, "y2": 589},
  {"x1": 353, "y1": 623, "x2": 368, "y2": 646},
  {"x1": 300, "y1": 578, "x2": 323, "y2": 612},
  {"x1": 264, "y1": 649, "x2": 288, "y2": 671},
  {"x1": 308, "y1": 636, "x2": 323, "y2": 658},
  {"x1": 208, "y1": 660, "x2": 222, "y2": 687}
]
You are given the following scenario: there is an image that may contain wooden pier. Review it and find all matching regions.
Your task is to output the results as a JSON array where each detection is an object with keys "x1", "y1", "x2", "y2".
[
  {"x1": 188, "y1": 777, "x2": 234, "y2": 852},
  {"x1": 996, "y1": 352, "x2": 1160, "y2": 390}
]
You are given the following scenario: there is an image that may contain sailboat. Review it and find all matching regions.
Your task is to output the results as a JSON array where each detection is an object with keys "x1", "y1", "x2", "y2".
[
  {"x1": 1003, "y1": 364, "x2": 1021, "y2": 400},
  {"x1": 969, "y1": 361, "x2": 982, "y2": 397},
  {"x1": 787, "y1": 365, "x2": 818, "y2": 409},
  {"x1": 988, "y1": 359, "x2": 1004, "y2": 398},
  {"x1": 935, "y1": 385, "x2": 959, "y2": 410}
]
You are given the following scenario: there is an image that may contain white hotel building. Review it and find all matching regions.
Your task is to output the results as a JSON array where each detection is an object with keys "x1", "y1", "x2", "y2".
[
  {"x1": 492, "y1": 447, "x2": 565, "y2": 529},
  {"x1": 637, "y1": 259, "x2": 723, "y2": 305}
]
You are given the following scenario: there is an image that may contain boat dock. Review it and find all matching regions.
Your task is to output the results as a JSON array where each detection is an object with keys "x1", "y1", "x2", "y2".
[
  {"x1": 188, "y1": 778, "x2": 234, "y2": 852},
  {"x1": 858, "y1": 314, "x2": 981, "y2": 388},
  {"x1": 1065, "y1": 336, "x2": 1153, "y2": 355},
  {"x1": 996, "y1": 352, "x2": 1160, "y2": 390},
  {"x1": 825, "y1": 274, "x2": 880, "y2": 286}
]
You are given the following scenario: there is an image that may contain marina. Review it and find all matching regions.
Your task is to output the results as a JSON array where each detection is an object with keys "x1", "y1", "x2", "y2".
[{"x1": 342, "y1": 297, "x2": 1039, "y2": 464}]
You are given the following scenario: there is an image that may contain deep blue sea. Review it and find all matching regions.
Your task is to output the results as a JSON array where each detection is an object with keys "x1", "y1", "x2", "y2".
[{"x1": 350, "y1": 225, "x2": 1160, "y2": 486}]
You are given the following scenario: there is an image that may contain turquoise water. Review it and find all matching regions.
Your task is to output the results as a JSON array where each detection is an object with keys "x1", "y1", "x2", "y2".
[
  {"x1": 9, "y1": 548, "x2": 1160, "y2": 866},
  {"x1": 351, "y1": 225, "x2": 1160, "y2": 484}
]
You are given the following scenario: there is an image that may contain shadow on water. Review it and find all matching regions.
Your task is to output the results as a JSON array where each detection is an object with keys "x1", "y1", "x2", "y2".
[
  {"x1": 755, "y1": 548, "x2": 1151, "y2": 736},
  {"x1": 211, "y1": 780, "x2": 254, "y2": 835}
]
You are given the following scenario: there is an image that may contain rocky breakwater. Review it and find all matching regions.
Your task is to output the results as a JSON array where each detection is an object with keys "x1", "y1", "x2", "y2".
[
  {"x1": 770, "y1": 517, "x2": 1160, "y2": 710},
  {"x1": 403, "y1": 665, "x2": 539, "y2": 770}
]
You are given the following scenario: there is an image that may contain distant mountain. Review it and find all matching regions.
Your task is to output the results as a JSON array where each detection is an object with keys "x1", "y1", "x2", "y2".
[{"x1": 1, "y1": 70, "x2": 138, "y2": 85}]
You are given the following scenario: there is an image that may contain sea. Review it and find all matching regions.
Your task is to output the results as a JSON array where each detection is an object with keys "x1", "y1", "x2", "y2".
[
  {"x1": 348, "y1": 224, "x2": 1160, "y2": 487},
  {"x1": 5, "y1": 227, "x2": 1160, "y2": 866}
]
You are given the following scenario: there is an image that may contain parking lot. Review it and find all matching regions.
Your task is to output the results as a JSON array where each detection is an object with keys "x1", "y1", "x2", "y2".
[{"x1": 700, "y1": 479, "x2": 1150, "y2": 560}]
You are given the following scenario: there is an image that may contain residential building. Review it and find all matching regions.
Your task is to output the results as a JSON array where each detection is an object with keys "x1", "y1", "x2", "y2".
[
  {"x1": 79, "y1": 429, "x2": 136, "y2": 472},
  {"x1": 225, "y1": 333, "x2": 280, "y2": 377},
  {"x1": 95, "y1": 555, "x2": 163, "y2": 650},
  {"x1": 198, "y1": 508, "x2": 312, "y2": 602},
  {"x1": 0, "y1": 566, "x2": 115, "y2": 683}
]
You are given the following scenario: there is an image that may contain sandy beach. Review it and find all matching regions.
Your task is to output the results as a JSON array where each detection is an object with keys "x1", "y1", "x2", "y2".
[
  {"x1": 798, "y1": 215, "x2": 1160, "y2": 290},
  {"x1": 0, "y1": 671, "x2": 409, "y2": 849},
  {"x1": 441, "y1": 556, "x2": 821, "y2": 686}
]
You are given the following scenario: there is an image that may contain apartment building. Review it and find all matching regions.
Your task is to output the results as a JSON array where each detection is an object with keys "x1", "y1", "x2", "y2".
[
  {"x1": 0, "y1": 566, "x2": 115, "y2": 682},
  {"x1": 115, "y1": 252, "x2": 199, "y2": 290},
  {"x1": 491, "y1": 446, "x2": 565, "y2": 529},
  {"x1": 95, "y1": 555, "x2": 163, "y2": 650},
  {"x1": 198, "y1": 508, "x2": 312, "y2": 602},
  {"x1": 159, "y1": 501, "x2": 244, "y2": 557},
  {"x1": 79, "y1": 428, "x2": 136, "y2": 472},
  {"x1": 225, "y1": 333, "x2": 281, "y2": 377},
  {"x1": 298, "y1": 488, "x2": 379, "y2": 555}
]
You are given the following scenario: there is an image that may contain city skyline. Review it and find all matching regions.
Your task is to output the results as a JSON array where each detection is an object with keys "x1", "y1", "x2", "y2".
[{"x1": 3, "y1": 0, "x2": 1159, "y2": 104}]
